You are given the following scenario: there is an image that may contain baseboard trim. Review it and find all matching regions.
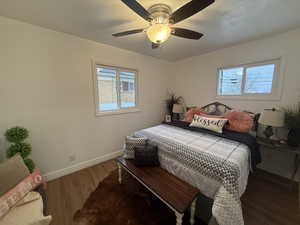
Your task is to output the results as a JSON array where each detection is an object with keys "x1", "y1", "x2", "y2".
[{"x1": 43, "y1": 150, "x2": 123, "y2": 181}]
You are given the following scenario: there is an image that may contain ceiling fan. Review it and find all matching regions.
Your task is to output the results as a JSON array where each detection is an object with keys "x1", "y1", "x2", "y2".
[{"x1": 112, "y1": 0, "x2": 215, "y2": 49}]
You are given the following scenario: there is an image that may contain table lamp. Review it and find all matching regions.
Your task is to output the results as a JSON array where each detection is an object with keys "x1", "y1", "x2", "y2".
[
  {"x1": 172, "y1": 104, "x2": 184, "y2": 121},
  {"x1": 258, "y1": 108, "x2": 285, "y2": 140}
]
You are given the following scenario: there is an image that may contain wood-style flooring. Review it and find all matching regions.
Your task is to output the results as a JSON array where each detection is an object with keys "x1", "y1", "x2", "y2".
[{"x1": 46, "y1": 159, "x2": 300, "y2": 225}]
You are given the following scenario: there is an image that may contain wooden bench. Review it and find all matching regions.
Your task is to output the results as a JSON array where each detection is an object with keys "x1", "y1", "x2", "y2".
[{"x1": 116, "y1": 157, "x2": 199, "y2": 225}]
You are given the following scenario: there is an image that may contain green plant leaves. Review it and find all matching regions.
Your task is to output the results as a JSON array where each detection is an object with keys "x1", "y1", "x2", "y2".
[
  {"x1": 24, "y1": 158, "x2": 35, "y2": 173},
  {"x1": 7, "y1": 142, "x2": 32, "y2": 158},
  {"x1": 283, "y1": 105, "x2": 300, "y2": 129},
  {"x1": 4, "y1": 126, "x2": 35, "y2": 172},
  {"x1": 5, "y1": 127, "x2": 29, "y2": 143}
]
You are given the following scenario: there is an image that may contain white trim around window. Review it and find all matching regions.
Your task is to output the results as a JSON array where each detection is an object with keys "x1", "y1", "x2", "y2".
[
  {"x1": 92, "y1": 60, "x2": 140, "y2": 117},
  {"x1": 215, "y1": 58, "x2": 285, "y2": 101}
]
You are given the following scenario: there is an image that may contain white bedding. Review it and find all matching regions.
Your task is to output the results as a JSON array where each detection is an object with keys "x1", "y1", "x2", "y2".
[{"x1": 136, "y1": 124, "x2": 251, "y2": 225}]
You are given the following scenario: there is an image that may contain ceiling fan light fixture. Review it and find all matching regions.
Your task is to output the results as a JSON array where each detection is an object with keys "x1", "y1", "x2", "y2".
[
  {"x1": 114, "y1": 0, "x2": 212, "y2": 46},
  {"x1": 146, "y1": 23, "x2": 171, "y2": 44}
]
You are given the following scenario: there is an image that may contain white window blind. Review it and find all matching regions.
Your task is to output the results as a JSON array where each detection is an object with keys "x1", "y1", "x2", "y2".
[
  {"x1": 217, "y1": 59, "x2": 280, "y2": 100},
  {"x1": 244, "y1": 64, "x2": 275, "y2": 94},
  {"x1": 218, "y1": 67, "x2": 243, "y2": 95}
]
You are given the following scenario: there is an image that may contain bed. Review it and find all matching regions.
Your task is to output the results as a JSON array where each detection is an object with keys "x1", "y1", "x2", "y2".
[{"x1": 134, "y1": 102, "x2": 261, "y2": 225}]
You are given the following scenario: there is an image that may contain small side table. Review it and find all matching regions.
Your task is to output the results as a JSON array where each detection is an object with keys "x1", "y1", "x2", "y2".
[
  {"x1": 257, "y1": 137, "x2": 300, "y2": 209},
  {"x1": 257, "y1": 137, "x2": 300, "y2": 180}
]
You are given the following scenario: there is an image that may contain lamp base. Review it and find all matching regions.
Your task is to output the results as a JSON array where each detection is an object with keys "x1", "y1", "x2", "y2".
[
  {"x1": 264, "y1": 126, "x2": 274, "y2": 139},
  {"x1": 172, "y1": 113, "x2": 181, "y2": 121}
]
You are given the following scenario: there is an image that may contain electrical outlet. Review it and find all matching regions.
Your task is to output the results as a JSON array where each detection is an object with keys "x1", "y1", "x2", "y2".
[{"x1": 69, "y1": 154, "x2": 76, "y2": 162}]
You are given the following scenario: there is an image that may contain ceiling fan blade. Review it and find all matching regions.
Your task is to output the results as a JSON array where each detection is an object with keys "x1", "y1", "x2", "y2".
[
  {"x1": 112, "y1": 28, "x2": 145, "y2": 37},
  {"x1": 152, "y1": 42, "x2": 160, "y2": 49},
  {"x1": 121, "y1": 0, "x2": 152, "y2": 21},
  {"x1": 169, "y1": 0, "x2": 215, "y2": 24},
  {"x1": 171, "y1": 28, "x2": 203, "y2": 40}
]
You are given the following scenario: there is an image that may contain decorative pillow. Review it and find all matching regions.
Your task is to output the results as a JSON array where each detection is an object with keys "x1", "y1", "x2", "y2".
[
  {"x1": 0, "y1": 169, "x2": 43, "y2": 218},
  {"x1": 134, "y1": 145, "x2": 160, "y2": 167},
  {"x1": 224, "y1": 111, "x2": 254, "y2": 133},
  {"x1": 0, "y1": 154, "x2": 30, "y2": 196},
  {"x1": 184, "y1": 108, "x2": 206, "y2": 122},
  {"x1": 198, "y1": 112, "x2": 225, "y2": 119},
  {"x1": 190, "y1": 115, "x2": 228, "y2": 133},
  {"x1": 124, "y1": 134, "x2": 148, "y2": 159}
]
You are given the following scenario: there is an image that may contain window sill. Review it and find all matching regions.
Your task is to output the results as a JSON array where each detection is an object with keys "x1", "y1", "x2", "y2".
[
  {"x1": 215, "y1": 95, "x2": 281, "y2": 101},
  {"x1": 96, "y1": 108, "x2": 141, "y2": 117}
]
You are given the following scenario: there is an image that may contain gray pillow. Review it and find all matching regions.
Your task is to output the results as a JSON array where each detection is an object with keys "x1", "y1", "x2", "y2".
[
  {"x1": 0, "y1": 154, "x2": 30, "y2": 196},
  {"x1": 124, "y1": 134, "x2": 148, "y2": 159}
]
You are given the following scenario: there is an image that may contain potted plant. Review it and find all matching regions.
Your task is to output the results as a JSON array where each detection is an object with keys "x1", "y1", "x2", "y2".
[
  {"x1": 165, "y1": 92, "x2": 183, "y2": 121},
  {"x1": 4, "y1": 126, "x2": 35, "y2": 172},
  {"x1": 283, "y1": 105, "x2": 300, "y2": 147}
]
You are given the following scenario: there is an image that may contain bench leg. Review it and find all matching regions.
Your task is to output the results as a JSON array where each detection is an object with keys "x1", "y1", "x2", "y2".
[
  {"x1": 190, "y1": 199, "x2": 197, "y2": 225},
  {"x1": 175, "y1": 212, "x2": 183, "y2": 225},
  {"x1": 118, "y1": 163, "x2": 122, "y2": 184}
]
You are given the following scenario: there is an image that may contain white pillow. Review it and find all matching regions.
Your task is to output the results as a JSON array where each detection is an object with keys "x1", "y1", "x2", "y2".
[{"x1": 190, "y1": 115, "x2": 228, "y2": 133}]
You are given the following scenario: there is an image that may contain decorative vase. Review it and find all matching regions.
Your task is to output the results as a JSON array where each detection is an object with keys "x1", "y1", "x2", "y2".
[{"x1": 287, "y1": 128, "x2": 300, "y2": 147}]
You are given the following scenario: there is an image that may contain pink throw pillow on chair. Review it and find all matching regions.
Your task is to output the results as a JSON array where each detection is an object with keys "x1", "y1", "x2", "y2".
[
  {"x1": 224, "y1": 111, "x2": 253, "y2": 133},
  {"x1": 0, "y1": 169, "x2": 43, "y2": 218}
]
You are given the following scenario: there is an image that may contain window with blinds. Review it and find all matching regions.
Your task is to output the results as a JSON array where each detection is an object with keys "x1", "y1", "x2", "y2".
[
  {"x1": 217, "y1": 59, "x2": 280, "y2": 99},
  {"x1": 93, "y1": 64, "x2": 138, "y2": 115}
]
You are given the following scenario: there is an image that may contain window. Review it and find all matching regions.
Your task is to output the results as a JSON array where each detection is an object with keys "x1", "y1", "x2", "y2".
[
  {"x1": 94, "y1": 63, "x2": 138, "y2": 115},
  {"x1": 217, "y1": 59, "x2": 282, "y2": 100}
]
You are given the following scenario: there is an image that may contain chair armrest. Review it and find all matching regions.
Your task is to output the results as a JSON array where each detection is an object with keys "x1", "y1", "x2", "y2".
[{"x1": 34, "y1": 184, "x2": 47, "y2": 215}]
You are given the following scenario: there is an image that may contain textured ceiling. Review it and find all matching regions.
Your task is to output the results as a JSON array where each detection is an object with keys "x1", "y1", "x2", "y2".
[{"x1": 0, "y1": 0, "x2": 300, "y2": 61}]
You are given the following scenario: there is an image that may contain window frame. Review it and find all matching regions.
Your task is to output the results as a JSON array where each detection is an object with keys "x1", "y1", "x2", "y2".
[
  {"x1": 92, "y1": 61, "x2": 140, "y2": 117},
  {"x1": 216, "y1": 58, "x2": 283, "y2": 101}
]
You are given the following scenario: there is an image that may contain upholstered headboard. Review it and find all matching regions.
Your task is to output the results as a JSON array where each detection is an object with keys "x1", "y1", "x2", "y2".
[{"x1": 201, "y1": 102, "x2": 232, "y2": 116}]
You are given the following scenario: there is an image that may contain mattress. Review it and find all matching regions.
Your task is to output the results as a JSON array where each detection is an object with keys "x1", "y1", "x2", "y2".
[{"x1": 136, "y1": 124, "x2": 252, "y2": 225}]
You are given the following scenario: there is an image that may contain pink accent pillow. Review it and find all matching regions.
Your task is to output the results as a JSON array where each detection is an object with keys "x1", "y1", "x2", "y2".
[
  {"x1": 184, "y1": 108, "x2": 206, "y2": 122},
  {"x1": 0, "y1": 169, "x2": 43, "y2": 218},
  {"x1": 198, "y1": 112, "x2": 225, "y2": 119},
  {"x1": 224, "y1": 111, "x2": 253, "y2": 133}
]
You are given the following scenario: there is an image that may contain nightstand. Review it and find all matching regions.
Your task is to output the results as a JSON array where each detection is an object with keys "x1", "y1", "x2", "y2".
[{"x1": 257, "y1": 137, "x2": 300, "y2": 181}]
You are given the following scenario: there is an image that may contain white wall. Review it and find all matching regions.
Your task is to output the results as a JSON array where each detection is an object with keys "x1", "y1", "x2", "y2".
[
  {"x1": 1, "y1": 15, "x2": 299, "y2": 181},
  {"x1": 0, "y1": 16, "x2": 171, "y2": 180},
  {"x1": 172, "y1": 28, "x2": 300, "y2": 180}
]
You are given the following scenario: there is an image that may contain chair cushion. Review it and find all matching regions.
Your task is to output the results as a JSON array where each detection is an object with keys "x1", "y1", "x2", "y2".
[
  {"x1": 0, "y1": 192, "x2": 51, "y2": 225},
  {"x1": 0, "y1": 154, "x2": 30, "y2": 196}
]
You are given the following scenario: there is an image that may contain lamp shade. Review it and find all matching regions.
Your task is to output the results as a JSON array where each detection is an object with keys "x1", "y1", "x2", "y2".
[
  {"x1": 172, "y1": 104, "x2": 184, "y2": 113},
  {"x1": 258, "y1": 109, "x2": 285, "y2": 127}
]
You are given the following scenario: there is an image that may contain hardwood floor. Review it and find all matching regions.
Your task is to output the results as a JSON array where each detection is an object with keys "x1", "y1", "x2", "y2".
[
  {"x1": 242, "y1": 170, "x2": 300, "y2": 225},
  {"x1": 46, "y1": 160, "x2": 300, "y2": 225},
  {"x1": 46, "y1": 160, "x2": 117, "y2": 225}
]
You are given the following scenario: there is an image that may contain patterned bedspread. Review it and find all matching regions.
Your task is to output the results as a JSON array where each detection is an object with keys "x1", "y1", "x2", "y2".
[{"x1": 135, "y1": 124, "x2": 250, "y2": 225}]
